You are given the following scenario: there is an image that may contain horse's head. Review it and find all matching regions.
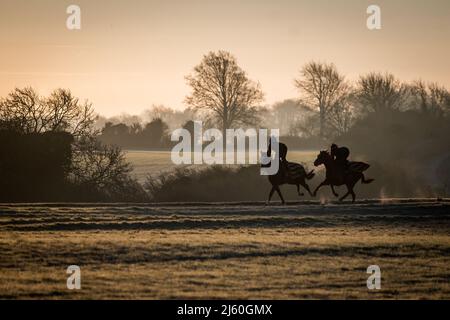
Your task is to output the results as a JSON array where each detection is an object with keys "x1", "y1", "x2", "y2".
[{"x1": 314, "y1": 150, "x2": 331, "y2": 167}]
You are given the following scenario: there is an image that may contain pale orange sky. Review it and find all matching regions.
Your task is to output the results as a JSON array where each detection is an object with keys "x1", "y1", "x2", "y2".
[{"x1": 0, "y1": 0, "x2": 449, "y2": 116}]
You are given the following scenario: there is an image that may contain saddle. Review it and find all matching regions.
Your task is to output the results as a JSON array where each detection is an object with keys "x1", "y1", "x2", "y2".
[
  {"x1": 284, "y1": 161, "x2": 309, "y2": 181},
  {"x1": 347, "y1": 161, "x2": 370, "y2": 173}
]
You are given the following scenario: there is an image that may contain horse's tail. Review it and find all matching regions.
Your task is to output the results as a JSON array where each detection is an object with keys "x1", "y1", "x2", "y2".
[
  {"x1": 306, "y1": 169, "x2": 315, "y2": 180},
  {"x1": 361, "y1": 173, "x2": 374, "y2": 184}
]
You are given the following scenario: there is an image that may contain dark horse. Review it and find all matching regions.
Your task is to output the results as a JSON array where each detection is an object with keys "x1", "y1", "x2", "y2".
[
  {"x1": 262, "y1": 160, "x2": 315, "y2": 205},
  {"x1": 313, "y1": 150, "x2": 374, "y2": 202}
]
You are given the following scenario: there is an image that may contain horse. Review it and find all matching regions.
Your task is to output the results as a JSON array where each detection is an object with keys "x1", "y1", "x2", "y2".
[
  {"x1": 313, "y1": 150, "x2": 374, "y2": 202},
  {"x1": 262, "y1": 160, "x2": 315, "y2": 205}
]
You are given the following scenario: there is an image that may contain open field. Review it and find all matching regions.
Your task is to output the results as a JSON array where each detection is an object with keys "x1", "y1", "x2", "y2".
[
  {"x1": 0, "y1": 199, "x2": 449, "y2": 299},
  {"x1": 125, "y1": 150, "x2": 318, "y2": 182}
]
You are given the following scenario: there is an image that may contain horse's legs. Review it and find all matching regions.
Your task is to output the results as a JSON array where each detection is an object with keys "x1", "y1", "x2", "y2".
[
  {"x1": 341, "y1": 175, "x2": 359, "y2": 202},
  {"x1": 349, "y1": 175, "x2": 360, "y2": 203},
  {"x1": 350, "y1": 189, "x2": 356, "y2": 202},
  {"x1": 339, "y1": 190, "x2": 350, "y2": 201},
  {"x1": 296, "y1": 184, "x2": 304, "y2": 196},
  {"x1": 330, "y1": 185, "x2": 339, "y2": 197},
  {"x1": 300, "y1": 180, "x2": 313, "y2": 197},
  {"x1": 313, "y1": 180, "x2": 328, "y2": 197},
  {"x1": 275, "y1": 186, "x2": 285, "y2": 204},
  {"x1": 340, "y1": 185, "x2": 356, "y2": 202},
  {"x1": 267, "y1": 186, "x2": 275, "y2": 204}
]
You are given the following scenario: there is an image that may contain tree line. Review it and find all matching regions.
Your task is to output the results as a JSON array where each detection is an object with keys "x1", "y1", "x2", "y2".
[
  {"x1": 185, "y1": 51, "x2": 449, "y2": 141},
  {"x1": 1, "y1": 50, "x2": 449, "y2": 202},
  {"x1": 97, "y1": 50, "x2": 449, "y2": 151}
]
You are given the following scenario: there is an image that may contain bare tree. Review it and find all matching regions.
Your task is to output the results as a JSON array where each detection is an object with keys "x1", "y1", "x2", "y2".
[
  {"x1": 0, "y1": 87, "x2": 144, "y2": 201},
  {"x1": 0, "y1": 87, "x2": 95, "y2": 137},
  {"x1": 356, "y1": 73, "x2": 408, "y2": 114},
  {"x1": 289, "y1": 112, "x2": 320, "y2": 138},
  {"x1": 45, "y1": 88, "x2": 96, "y2": 137},
  {"x1": 268, "y1": 99, "x2": 305, "y2": 136},
  {"x1": 294, "y1": 62, "x2": 349, "y2": 138},
  {"x1": 70, "y1": 136, "x2": 145, "y2": 200},
  {"x1": 185, "y1": 51, "x2": 264, "y2": 140},
  {"x1": 326, "y1": 96, "x2": 355, "y2": 136},
  {"x1": 411, "y1": 80, "x2": 450, "y2": 116},
  {"x1": 0, "y1": 87, "x2": 47, "y2": 133}
]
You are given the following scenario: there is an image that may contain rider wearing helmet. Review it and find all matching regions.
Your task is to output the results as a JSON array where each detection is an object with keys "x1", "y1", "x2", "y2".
[{"x1": 331, "y1": 143, "x2": 350, "y2": 171}]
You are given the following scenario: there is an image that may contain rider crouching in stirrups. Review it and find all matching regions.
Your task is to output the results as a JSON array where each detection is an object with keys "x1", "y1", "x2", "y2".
[{"x1": 331, "y1": 143, "x2": 350, "y2": 181}]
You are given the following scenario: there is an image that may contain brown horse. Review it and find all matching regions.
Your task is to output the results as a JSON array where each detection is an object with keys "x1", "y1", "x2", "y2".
[
  {"x1": 313, "y1": 150, "x2": 374, "y2": 202},
  {"x1": 262, "y1": 160, "x2": 315, "y2": 205}
]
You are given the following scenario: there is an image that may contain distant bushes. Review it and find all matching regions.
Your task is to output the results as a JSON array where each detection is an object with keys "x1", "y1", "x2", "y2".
[
  {"x1": 143, "y1": 160, "x2": 438, "y2": 203},
  {"x1": 98, "y1": 118, "x2": 171, "y2": 150},
  {"x1": 145, "y1": 165, "x2": 268, "y2": 202},
  {"x1": 337, "y1": 110, "x2": 450, "y2": 163},
  {"x1": 143, "y1": 164, "x2": 315, "y2": 203},
  {"x1": 335, "y1": 109, "x2": 450, "y2": 197}
]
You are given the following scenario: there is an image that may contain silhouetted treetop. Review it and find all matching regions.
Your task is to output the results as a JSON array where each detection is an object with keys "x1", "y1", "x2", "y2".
[
  {"x1": 0, "y1": 87, "x2": 95, "y2": 137},
  {"x1": 185, "y1": 50, "x2": 264, "y2": 135},
  {"x1": 355, "y1": 73, "x2": 409, "y2": 114},
  {"x1": 410, "y1": 80, "x2": 450, "y2": 116},
  {"x1": 295, "y1": 61, "x2": 349, "y2": 138}
]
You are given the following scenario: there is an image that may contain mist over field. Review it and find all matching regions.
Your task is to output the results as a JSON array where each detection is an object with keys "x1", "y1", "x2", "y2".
[{"x1": 124, "y1": 149, "x2": 449, "y2": 203}]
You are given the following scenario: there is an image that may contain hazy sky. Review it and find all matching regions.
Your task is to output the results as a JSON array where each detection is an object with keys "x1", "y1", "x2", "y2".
[{"x1": 1, "y1": 0, "x2": 449, "y2": 116}]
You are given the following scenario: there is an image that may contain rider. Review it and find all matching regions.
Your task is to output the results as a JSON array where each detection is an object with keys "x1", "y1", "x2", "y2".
[
  {"x1": 279, "y1": 142, "x2": 289, "y2": 178},
  {"x1": 267, "y1": 138, "x2": 289, "y2": 179},
  {"x1": 330, "y1": 143, "x2": 350, "y2": 172}
]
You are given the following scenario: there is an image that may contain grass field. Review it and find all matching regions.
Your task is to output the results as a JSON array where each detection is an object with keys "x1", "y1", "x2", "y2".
[
  {"x1": 0, "y1": 199, "x2": 449, "y2": 299},
  {"x1": 125, "y1": 150, "x2": 318, "y2": 182}
]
